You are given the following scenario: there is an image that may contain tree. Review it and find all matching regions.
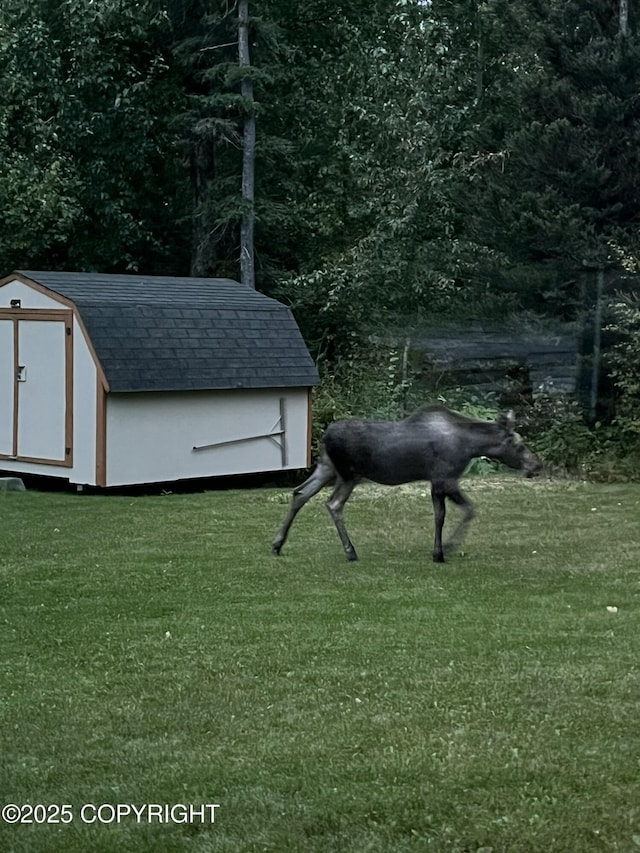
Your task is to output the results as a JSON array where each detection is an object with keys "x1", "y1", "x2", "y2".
[
  {"x1": 0, "y1": 1, "x2": 81, "y2": 269},
  {"x1": 456, "y1": 0, "x2": 640, "y2": 316},
  {"x1": 238, "y1": 0, "x2": 255, "y2": 287},
  {"x1": 268, "y1": 0, "x2": 481, "y2": 350},
  {"x1": 169, "y1": 0, "x2": 284, "y2": 282},
  {"x1": 620, "y1": 0, "x2": 629, "y2": 35},
  {"x1": 0, "y1": 0, "x2": 188, "y2": 274}
]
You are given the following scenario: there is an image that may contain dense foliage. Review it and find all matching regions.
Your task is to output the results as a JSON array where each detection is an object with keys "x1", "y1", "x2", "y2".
[
  {"x1": 1, "y1": 0, "x2": 639, "y2": 472},
  {"x1": 0, "y1": 0, "x2": 186, "y2": 272}
]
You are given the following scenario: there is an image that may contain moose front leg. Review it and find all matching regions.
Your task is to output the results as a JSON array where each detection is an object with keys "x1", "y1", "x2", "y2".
[
  {"x1": 431, "y1": 482, "x2": 474, "y2": 562},
  {"x1": 443, "y1": 488, "x2": 475, "y2": 557},
  {"x1": 431, "y1": 484, "x2": 447, "y2": 563}
]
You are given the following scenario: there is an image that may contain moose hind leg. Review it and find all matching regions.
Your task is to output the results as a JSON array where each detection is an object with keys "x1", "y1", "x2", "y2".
[
  {"x1": 272, "y1": 459, "x2": 336, "y2": 555},
  {"x1": 326, "y1": 478, "x2": 358, "y2": 561}
]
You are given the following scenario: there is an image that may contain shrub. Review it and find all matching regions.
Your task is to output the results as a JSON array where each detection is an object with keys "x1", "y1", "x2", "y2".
[
  {"x1": 311, "y1": 342, "x2": 420, "y2": 454},
  {"x1": 518, "y1": 393, "x2": 593, "y2": 471},
  {"x1": 518, "y1": 391, "x2": 640, "y2": 481},
  {"x1": 606, "y1": 301, "x2": 640, "y2": 436},
  {"x1": 433, "y1": 388, "x2": 502, "y2": 422}
]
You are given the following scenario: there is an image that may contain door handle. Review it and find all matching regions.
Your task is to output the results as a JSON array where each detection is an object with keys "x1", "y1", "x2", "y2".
[{"x1": 16, "y1": 365, "x2": 26, "y2": 382}]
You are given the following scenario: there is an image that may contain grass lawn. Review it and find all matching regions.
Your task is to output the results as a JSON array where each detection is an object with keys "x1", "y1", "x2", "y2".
[{"x1": 1, "y1": 476, "x2": 639, "y2": 852}]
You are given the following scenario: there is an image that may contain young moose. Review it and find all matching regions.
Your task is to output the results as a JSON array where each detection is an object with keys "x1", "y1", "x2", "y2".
[{"x1": 272, "y1": 405, "x2": 541, "y2": 563}]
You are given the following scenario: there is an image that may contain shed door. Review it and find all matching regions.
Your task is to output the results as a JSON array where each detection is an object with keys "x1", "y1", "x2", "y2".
[{"x1": 0, "y1": 312, "x2": 73, "y2": 465}]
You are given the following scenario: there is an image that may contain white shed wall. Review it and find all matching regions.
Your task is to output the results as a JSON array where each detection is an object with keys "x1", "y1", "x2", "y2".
[
  {"x1": 105, "y1": 388, "x2": 310, "y2": 486},
  {"x1": 0, "y1": 278, "x2": 65, "y2": 310}
]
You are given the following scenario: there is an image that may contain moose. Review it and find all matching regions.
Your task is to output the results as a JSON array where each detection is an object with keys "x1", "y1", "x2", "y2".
[{"x1": 272, "y1": 404, "x2": 541, "y2": 563}]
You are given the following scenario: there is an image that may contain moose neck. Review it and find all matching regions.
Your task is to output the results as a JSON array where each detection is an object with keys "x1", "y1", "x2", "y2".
[{"x1": 459, "y1": 421, "x2": 505, "y2": 463}]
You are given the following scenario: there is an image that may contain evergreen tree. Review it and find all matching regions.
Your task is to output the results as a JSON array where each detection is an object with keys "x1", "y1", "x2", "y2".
[
  {"x1": 458, "y1": 0, "x2": 640, "y2": 316},
  {"x1": 168, "y1": 0, "x2": 293, "y2": 284}
]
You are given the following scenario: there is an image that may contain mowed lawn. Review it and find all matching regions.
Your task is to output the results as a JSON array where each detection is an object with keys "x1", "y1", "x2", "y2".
[{"x1": 1, "y1": 477, "x2": 639, "y2": 853}]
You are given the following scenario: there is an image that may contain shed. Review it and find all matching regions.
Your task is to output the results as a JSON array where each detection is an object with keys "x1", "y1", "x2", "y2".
[{"x1": 0, "y1": 271, "x2": 319, "y2": 487}]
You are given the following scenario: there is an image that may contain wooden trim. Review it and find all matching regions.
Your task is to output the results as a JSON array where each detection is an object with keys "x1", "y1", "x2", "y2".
[
  {"x1": 64, "y1": 315, "x2": 73, "y2": 466},
  {"x1": 0, "y1": 453, "x2": 73, "y2": 467},
  {"x1": 0, "y1": 309, "x2": 72, "y2": 320},
  {"x1": 74, "y1": 312, "x2": 110, "y2": 393},
  {"x1": 95, "y1": 383, "x2": 107, "y2": 487}
]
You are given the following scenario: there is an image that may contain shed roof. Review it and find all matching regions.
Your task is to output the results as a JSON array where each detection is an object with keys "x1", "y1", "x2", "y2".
[{"x1": 13, "y1": 271, "x2": 319, "y2": 393}]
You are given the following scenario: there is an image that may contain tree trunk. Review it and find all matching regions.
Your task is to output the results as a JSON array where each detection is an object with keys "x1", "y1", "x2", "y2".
[
  {"x1": 589, "y1": 267, "x2": 605, "y2": 423},
  {"x1": 238, "y1": 0, "x2": 255, "y2": 288},
  {"x1": 619, "y1": 0, "x2": 629, "y2": 36},
  {"x1": 190, "y1": 131, "x2": 215, "y2": 277},
  {"x1": 475, "y1": 4, "x2": 484, "y2": 102}
]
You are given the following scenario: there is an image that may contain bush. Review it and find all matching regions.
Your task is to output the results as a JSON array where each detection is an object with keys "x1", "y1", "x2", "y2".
[
  {"x1": 518, "y1": 393, "x2": 593, "y2": 471},
  {"x1": 607, "y1": 301, "x2": 640, "y2": 436},
  {"x1": 518, "y1": 391, "x2": 640, "y2": 481},
  {"x1": 311, "y1": 343, "x2": 417, "y2": 454},
  {"x1": 433, "y1": 388, "x2": 502, "y2": 422}
]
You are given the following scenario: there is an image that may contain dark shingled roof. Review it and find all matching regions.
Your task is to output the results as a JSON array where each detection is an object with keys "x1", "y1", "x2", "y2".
[{"x1": 17, "y1": 271, "x2": 319, "y2": 393}]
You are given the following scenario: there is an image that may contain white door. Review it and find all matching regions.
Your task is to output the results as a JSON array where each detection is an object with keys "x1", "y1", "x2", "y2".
[
  {"x1": 0, "y1": 313, "x2": 72, "y2": 464},
  {"x1": 17, "y1": 319, "x2": 69, "y2": 462},
  {"x1": 0, "y1": 319, "x2": 14, "y2": 456}
]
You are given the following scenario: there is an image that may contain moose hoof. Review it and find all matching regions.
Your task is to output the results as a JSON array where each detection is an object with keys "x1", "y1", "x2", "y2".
[
  {"x1": 432, "y1": 552, "x2": 445, "y2": 564},
  {"x1": 346, "y1": 550, "x2": 359, "y2": 562},
  {"x1": 272, "y1": 543, "x2": 282, "y2": 556}
]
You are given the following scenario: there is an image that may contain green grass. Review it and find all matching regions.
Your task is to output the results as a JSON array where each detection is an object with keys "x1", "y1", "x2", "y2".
[{"x1": 1, "y1": 477, "x2": 639, "y2": 852}]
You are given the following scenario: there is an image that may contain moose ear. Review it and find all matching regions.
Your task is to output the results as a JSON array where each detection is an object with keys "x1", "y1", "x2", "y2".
[{"x1": 496, "y1": 410, "x2": 516, "y2": 431}]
